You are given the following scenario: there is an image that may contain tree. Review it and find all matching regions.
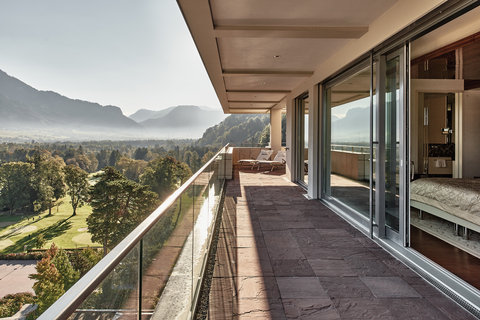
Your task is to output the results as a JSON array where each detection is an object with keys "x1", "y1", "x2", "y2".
[
  {"x1": 133, "y1": 147, "x2": 148, "y2": 160},
  {"x1": 31, "y1": 154, "x2": 66, "y2": 216},
  {"x1": 69, "y1": 247, "x2": 102, "y2": 276},
  {"x1": 30, "y1": 255, "x2": 64, "y2": 314},
  {"x1": 115, "y1": 157, "x2": 147, "y2": 182},
  {"x1": 35, "y1": 234, "x2": 46, "y2": 249},
  {"x1": 29, "y1": 244, "x2": 79, "y2": 315},
  {"x1": 88, "y1": 167, "x2": 158, "y2": 255},
  {"x1": 0, "y1": 162, "x2": 34, "y2": 214},
  {"x1": 108, "y1": 150, "x2": 121, "y2": 166},
  {"x1": 258, "y1": 124, "x2": 270, "y2": 146},
  {"x1": 140, "y1": 156, "x2": 192, "y2": 200},
  {"x1": 63, "y1": 165, "x2": 89, "y2": 216},
  {"x1": 52, "y1": 249, "x2": 80, "y2": 289},
  {"x1": 96, "y1": 149, "x2": 109, "y2": 169},
  {"x1": 201, "y1": 151, "x2": 215, "y2": 164},
  {"x1": 183, "y1": 150, "x2": 200, "y2": 172}
]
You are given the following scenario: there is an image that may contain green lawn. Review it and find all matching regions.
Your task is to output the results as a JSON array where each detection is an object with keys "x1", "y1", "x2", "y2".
[
  {"x1": 0, "y1": 197, "x2": 100, "y2": 253},
  {"x1": 0, "y1": 215, "x2": 25, "y2": 229}
]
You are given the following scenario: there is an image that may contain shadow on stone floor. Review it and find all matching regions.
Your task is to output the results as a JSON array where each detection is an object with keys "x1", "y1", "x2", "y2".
[{"x1": 206, "y1": 170, "x2": 476, "y2": 320}]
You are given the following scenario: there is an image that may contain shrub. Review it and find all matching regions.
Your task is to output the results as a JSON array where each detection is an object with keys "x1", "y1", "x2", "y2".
[
  {"x1": 0, "y1": 252, "x2": 44, "y2": 260},
  {"x1": 0, "y1": 292, "x2": 36, "y2": 317}
]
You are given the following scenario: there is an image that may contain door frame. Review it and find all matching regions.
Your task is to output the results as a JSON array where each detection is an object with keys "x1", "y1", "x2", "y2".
[
  {"x1": 294, "y1": 92, "x2": 309, "y2": 187},
  {"x1": 374, "y1": 45, "x2": 409, "y2": 246}
]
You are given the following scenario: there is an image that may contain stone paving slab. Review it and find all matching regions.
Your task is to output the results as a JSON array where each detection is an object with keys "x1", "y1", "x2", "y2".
[{"x1": 208, "y1": 170, "x2": 477, "y2": 319}]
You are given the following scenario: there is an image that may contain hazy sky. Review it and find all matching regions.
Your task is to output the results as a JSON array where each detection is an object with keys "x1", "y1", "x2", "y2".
[{"x1": 0, "y1": 0, "x2": 221, "y2": 115}]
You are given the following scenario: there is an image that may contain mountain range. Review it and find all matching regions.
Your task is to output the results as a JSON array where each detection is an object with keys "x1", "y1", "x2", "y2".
[
  {"x1": 130, "y1": 105, "x2": 226, "y2": 136},
  {"x1": 331, "y1": 106, "x2": 369, "y2": 143},
  {"x1": 0, "y1": 69, "x2": 226, "y2": 141}
]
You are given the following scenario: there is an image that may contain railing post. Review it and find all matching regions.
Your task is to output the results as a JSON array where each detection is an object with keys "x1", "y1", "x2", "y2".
[{"x1": 138, "y1": 239, "x2": 143, "y2": 320}]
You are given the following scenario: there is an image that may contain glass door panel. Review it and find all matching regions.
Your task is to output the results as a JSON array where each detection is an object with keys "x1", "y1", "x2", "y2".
[
  {"x1": 323, "y1": 65, "x2": 372, "y2": 218},
  {"x1": 303, "y1": 99, "x2": 309, "y2": 185},
  {"x1": 295, "y1": 93, "x2": 309, "y2": 186},
  {"x1": 375, "y1": 48, "x2": 406, "y2": 244},
  {"x1": 385, "y1": 56, "x2": 400, "y2": 232}
]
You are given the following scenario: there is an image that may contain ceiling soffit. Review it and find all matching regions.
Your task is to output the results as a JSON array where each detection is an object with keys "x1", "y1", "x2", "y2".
[{"x1": 178, "y1": 0, "x2": 399, "y2": 113}]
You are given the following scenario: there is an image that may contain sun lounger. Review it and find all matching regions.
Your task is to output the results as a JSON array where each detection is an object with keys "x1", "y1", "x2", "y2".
[
  {"x1": 238, "y1": 149, "x2": 273, "y2": 169},
  {"x1": 256, "y1": 150, "x2": 286, "y2": 171}
]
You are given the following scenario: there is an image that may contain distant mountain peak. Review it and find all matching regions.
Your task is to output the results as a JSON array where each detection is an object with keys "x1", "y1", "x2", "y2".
[
  {"x1": 0, "y1": 69, "x2": 228, "y2": 141},
  {"x1": 0, "y1": 68, "x2": 139, "y2": 132}
]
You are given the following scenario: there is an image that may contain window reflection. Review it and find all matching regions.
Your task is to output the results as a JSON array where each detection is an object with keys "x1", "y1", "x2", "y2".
[{"x1": 324, "y1": 66, "x2": 373, "y2": 217}]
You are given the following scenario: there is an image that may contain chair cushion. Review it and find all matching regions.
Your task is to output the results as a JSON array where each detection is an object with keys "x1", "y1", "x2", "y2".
[
  {"x1": 272, "y1": 151, "x2": 286, "y2": 162},
  {"x1": 256, "y1": 149, "x2": 273, "y2": 161}
]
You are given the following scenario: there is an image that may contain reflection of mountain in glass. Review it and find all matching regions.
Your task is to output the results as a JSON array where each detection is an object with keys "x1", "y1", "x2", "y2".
[{"x1": 331, "y1": 100, "x2": 369, "y2": 144}]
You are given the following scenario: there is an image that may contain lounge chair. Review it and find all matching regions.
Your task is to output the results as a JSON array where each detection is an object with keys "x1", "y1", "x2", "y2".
[
  {"x1": 256, "y1": 150, "x2": 286, "y2": 171},
  {"x1": 238, "y1": 149, "x2": 273, "y2": 169}
]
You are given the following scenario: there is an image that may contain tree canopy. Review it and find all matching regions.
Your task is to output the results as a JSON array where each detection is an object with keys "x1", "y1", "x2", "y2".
[
  {"x1": 30, "y1": 152, "x2": 66, "y2": 215},
  {"x1": 29, "y1": 244, "x2": 80, "y2": 314},
  {"x1": 88, "y1": 167, "x2": 158, "y2": 255},
  {"x1": 140, "y1": 156, "x2": 191, "y2": 200},
  {"x1": 63, "y1": 165, "x2": 89, "y2": 216},
  {"x1": 0, "y1": 162, "x2": 34, "y2": 214}
]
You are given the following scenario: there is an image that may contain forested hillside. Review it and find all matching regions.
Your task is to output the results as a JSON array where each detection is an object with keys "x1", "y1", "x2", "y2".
[{"x1": 196, "y1": 114, "x2": 269, "y2": 147}]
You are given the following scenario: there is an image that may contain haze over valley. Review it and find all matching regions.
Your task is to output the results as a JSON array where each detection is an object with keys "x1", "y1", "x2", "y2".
[{"x1": 0, "y1": 69, "x2": 226, "y2": 142}]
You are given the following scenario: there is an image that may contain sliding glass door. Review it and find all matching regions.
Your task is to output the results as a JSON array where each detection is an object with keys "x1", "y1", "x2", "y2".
[
  {"x1": 322, "y1": 47, "x2": 408, "y2": 245},
  {"x1": 323, "y1": 64, "x2": 372, "y2": 218},
  {"x1": 375, "y1": 48, "x2": 407, "y2": 244}
]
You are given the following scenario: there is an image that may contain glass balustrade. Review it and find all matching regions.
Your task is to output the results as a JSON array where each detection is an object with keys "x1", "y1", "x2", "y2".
[{"x1": 38, "y1": 145, "x2": 229, "y2": 320}]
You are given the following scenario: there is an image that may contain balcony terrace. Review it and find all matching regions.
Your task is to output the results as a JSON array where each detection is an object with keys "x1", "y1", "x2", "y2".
[
  {"x1": 206, "y1": 168, "x2": 475, "y2": 319},
  {"x1": 39, "y1": 147, "x2": 477, "y2": 319}
]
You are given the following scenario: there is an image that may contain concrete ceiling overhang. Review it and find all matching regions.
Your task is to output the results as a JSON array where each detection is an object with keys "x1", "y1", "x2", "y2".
[{"x1": 176, "y1": 0, "x2": 407, "y2": 114}]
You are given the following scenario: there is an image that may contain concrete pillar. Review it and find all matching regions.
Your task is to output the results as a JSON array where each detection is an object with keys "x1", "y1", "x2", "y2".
[{"x1": 270, "y1": 108, "x2": 282, "y2": 151}]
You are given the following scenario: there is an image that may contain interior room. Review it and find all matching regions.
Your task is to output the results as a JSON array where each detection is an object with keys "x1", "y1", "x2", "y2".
[{"x1": 409, "y1": 6, "x2": 480, "y2": 289}]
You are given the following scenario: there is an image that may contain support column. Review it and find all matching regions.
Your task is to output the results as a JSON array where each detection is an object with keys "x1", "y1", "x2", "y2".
[{"x1": 270, "y1": 108, "x2": 282, "y2": 151}]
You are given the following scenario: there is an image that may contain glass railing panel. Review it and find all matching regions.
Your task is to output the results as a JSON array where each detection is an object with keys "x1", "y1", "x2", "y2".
[
  {"x1": 151, "y1": 184, "x2": 195, "y2": 320},
  {"x1": 70, "y1": 243, "x2": 140, "y2": 319},
  {"x1": 213, "y1": 154, "x2": 223, "y2": 202},
  {"x1": 140, "y1": 197, "x2": 187, "y2": 319},
  {"x1": 191, "y1": 165, "x2": 212, "y2": 307},
  {"x1": 40, "y1": 145, "x2": 229, "y2": 320}
]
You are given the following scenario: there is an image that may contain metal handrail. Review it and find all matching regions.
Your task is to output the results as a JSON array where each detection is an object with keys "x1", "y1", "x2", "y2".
[{"x1": 39, "y1": 144, "x2": 230, "y2": 320}]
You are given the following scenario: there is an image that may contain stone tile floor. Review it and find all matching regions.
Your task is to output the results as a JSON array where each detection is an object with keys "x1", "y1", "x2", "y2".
[{"x1": 207, "y1": 169, "x2": 477, "y2": 319}]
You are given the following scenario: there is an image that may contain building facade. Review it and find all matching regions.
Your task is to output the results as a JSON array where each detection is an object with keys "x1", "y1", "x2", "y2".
[{"x1": 178, "y1": 0, "x2": 480, "y2": 314}]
